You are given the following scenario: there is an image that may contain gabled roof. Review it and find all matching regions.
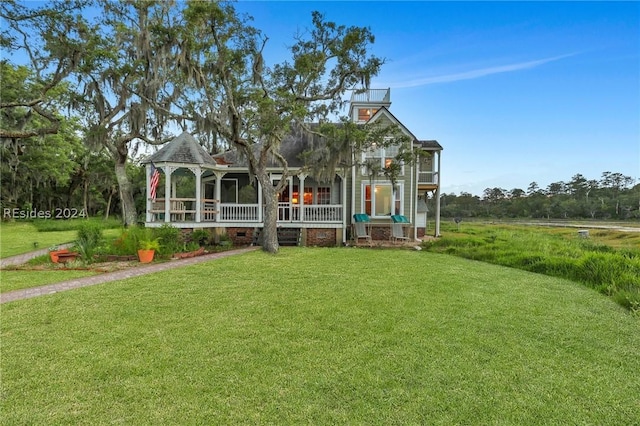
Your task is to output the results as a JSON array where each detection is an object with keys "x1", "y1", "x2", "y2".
[
  {"x1": 416, "y1": 140, "x2": 443, "y2": 151},
  {"x1": 142, "y1": 131, "x2": 216, "y2": 166},
  {"x1": 366, "y1": 106, "x2": 417, "y2": 141},
  {"x1": 213, "y1": 125, "x2": 324, "y2": 168}
]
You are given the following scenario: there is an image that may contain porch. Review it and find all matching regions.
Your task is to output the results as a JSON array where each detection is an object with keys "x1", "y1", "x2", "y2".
[{"x1": 147, "y1": 197, "x2": 344, "y2": 227}]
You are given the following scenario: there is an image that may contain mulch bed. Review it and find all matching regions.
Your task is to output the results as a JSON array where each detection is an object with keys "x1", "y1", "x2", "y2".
[{"x1": 3, "y1": 247, "x2": 216, "y2": 273}]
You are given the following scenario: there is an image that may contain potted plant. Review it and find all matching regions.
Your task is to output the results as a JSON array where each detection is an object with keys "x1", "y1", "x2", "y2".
[
  {"x1": 137, "y1": 238, "x2": 160, "y2": 263},
  {"x1": 49, "y1": 246, "x2": 69, "y2": 263}
]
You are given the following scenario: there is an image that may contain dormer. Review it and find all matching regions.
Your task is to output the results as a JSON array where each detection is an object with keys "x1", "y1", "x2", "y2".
[{"x1": 348, "y1": 88, "x2": 392, "y2": 123}]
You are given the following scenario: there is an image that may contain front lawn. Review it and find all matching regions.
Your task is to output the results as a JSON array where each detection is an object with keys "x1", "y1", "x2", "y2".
[
  {"x1": 0, "y1": 222, "x2": 77, "y2": 258},
  {"x1": 0, "y1": 270, "x2": 100, "y2": 293},
  {"x1": 0, "y1": 220, "x2": 121, "y2": 258},
  {"x1": 2, "y1": 248, "x2": 638, "y2": 424}
]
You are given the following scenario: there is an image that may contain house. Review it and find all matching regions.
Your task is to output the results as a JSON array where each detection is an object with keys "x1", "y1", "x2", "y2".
[{"x1": 142, "y1": 88, "x2": 442, "y2": 246}]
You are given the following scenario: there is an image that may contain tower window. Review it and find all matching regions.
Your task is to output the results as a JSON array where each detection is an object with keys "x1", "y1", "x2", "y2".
[{"x1": 358, "y1": 108, "x2": 378, "y2": 121}]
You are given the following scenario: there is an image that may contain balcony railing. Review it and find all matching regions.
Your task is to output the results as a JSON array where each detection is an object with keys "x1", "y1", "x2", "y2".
[
  {"x1": 350, "y1": 88, "x2": 390, "y2": 103},
  {"x1": 418, "y1": 171, "x2": 438, "y2": 185}
]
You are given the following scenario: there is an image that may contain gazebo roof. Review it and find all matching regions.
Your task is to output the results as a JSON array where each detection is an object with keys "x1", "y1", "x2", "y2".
[{"x1": 142, "y1": 132, "x2": 216, "y2": 166}]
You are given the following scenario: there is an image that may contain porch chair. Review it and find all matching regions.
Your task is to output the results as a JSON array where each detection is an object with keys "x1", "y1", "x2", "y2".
[
  {"x1": 170, "y1": 200, "x2": 186, "y2": 221},
  {"x1": 352, "y1": 213, "x2": 372, "y2": 245},
  {"x1": 390, "y1": 214, "x2": 410, "y2": 243}
]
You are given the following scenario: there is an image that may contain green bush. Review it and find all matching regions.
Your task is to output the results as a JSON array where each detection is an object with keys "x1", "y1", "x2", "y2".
[
  {"x1": 75, "y1": 221, "x2": 104, "y2": 262},
  {"x1": 111, "y1": 226, "x2": 148, "y2": 255},
  {"x1": 152, "y1": 224, "x2": 182, "y2": 256},
  {"x1": 190, "y1": 229, "x2": 210, "y2": 246}
]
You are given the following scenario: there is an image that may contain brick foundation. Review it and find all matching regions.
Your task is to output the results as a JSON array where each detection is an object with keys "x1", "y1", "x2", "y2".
[
  {"x1": 227, "y1": 227, "x2": 255, "y2": 246},
  {"x1": 305, "y1": 228, "x2": 337, "y2": 247}
]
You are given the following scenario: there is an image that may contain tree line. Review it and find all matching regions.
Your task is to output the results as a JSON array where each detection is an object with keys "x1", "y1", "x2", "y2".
[{"x1": 436, "y1": 172, "x2": 639, "y2": 220}]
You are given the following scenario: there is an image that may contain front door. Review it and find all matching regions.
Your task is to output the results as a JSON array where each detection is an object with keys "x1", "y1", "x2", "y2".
[{"x1": 270, "y1": 175, "x2": 293, "y2": 221}]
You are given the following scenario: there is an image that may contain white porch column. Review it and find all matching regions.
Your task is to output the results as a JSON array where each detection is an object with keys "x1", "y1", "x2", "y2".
[
  {"x1": 164, "y1": 165, "x2": 172, "y2": 223},
  {"x1": 146, "y1": 164, "x2": 152, "y2": 223},
  {"x1": 435, "y1": 151, "x2": 442, "y2": 237},
  {"x1": 188, "y1": 166, "x2": 203, "y2": 223},
  {"x1": 351, "y1": 150, "x2": 356, "y2": 222},
  {"x1": 214, "y1": 171, "x2": 223, "y2": 222},
  {"x1": 257, "y1": 179, "x2": 263, "y2": 223},
  {"x1": 340, "y1": 171, "x2": 347, "y2": 244},
  {"x1": 298, "y1": 173, "x2": 306, "y2": 221},
  {"x1": 414, "y1": 153, "x2": 420, "y2": 240}
]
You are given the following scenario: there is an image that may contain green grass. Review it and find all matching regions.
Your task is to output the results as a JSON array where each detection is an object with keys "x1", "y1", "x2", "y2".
[
  {"x1": 2, "y1": 248, "x2": 638, "y2": 424},
  {"x1": 0, "y1": 270, "x2": 99, "y2": 293},
  {"x1": 424, "y1": 222, "x2": 640, "y2": 311},
  {"x1": 0, "y1": 222, "x2": 76, "y2": 258},
  {"x1": 0, "y1": 221, "x2": 121, "y2": 258}
]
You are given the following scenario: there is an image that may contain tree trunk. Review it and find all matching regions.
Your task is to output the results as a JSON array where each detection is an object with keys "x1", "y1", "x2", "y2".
[
  {"x1": 83, "y1": 178, "x2": 89, "y2": 218},
  {"x1": 104, "y1": 186, "x2": 115, "y2": 220},
  {"x1": 260, "y1": 181, "x2": 279, "y2": 253},
  {"x1": 114, "y1": 161, "x2": 137, "y2": 226}
]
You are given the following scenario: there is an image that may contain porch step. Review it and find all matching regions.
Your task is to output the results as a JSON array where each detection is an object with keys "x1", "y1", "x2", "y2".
[{"x1": 252, "y1": 228, "x2": 301, "y2": 247}]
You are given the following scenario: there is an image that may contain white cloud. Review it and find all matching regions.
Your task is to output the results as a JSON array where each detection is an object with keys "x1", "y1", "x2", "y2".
[{"x1": 382, "y1": 53, "x2": 578, "y2": 88}]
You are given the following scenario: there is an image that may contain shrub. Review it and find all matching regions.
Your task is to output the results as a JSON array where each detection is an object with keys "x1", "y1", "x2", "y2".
[
  {"x1": 190, "y1": 229, "x2": 210, "y2": 246},
  {"x1": 111, "y1": 226, "x2": 148, "y2": 255},
  {"x1": 75, "y1": 221, "x2": 104, "y2": 262},
  {"x1": 152, "y1": 224, "x2": 182, "y2": 256}
]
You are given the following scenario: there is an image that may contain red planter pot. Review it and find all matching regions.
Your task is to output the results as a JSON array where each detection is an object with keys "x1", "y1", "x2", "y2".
[
  {"x1": 49, "y1": 249, "x2": 69, "y2": 263},
  {"x1": 137, "y1": 249, "x2": 155, "y2": 263}
]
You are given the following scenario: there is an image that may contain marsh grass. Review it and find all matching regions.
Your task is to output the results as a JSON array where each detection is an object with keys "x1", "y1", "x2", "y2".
[
  {"x1": 423, "y1": 223, "x2": 640, "y2": 310},
  {"x1": 1, "y1": 249, "x2": 638, "y2": 424}
]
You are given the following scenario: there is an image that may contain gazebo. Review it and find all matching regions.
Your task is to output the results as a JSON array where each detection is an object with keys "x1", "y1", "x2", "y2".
[{"x1": 141, "y1": 132, "x2": 220, "y2": 227}]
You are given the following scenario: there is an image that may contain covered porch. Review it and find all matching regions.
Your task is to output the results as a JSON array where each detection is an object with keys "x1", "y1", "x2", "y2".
[{"x1": 142, "y1": 132, "x2": 346, "y2": 229}]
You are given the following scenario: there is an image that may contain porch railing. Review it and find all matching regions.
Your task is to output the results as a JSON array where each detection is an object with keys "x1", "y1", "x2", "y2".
[
  {"x1": 149, "y1": 198, "x2": 218, "y2": 222},
  {"x1": 151, "y1": 200, "x2": 343, "y2": 223},
  {"x1": 302, "y1": 205, "x2": 342, "y2": 222},
  {"x1": 418, "y1": 171, "x2": 438, "y2": 185},
  {"x1": 218, "y1": 203, "x2": 343, "y2": 223},
  {"x1": 219, "y1": 204, "x2": 259, "y2": 222}
]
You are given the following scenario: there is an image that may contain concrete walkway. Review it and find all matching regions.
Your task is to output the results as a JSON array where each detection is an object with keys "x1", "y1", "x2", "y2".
[{"x1": 0, "y1": 246, "x2": 260, "y2": 304}]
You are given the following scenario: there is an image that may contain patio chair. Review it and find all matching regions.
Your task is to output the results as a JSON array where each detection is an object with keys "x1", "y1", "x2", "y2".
[
  {"x1": 391, "y1": 215, "x2": 410, "y2": 243},
  {"x1": 352, "y1": 213, "x2": 372, "y2": 245}
]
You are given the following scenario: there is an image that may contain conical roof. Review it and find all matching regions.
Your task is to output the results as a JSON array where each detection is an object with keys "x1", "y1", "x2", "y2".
[{"x1": 142, "y1": 132, "x2": 216, "y2": 165}]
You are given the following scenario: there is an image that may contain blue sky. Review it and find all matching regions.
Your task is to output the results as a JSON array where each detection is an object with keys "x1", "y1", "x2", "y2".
[{"x1": 235, "y1": 1, "x2": 640, "y2": 195}]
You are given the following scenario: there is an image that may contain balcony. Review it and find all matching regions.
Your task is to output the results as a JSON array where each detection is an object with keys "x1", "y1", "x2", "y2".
[
  {"x1": 350, "y1": 88, "x2": 390, "y2": 104},
  {"x1": 418, "y1": 171, "x2": 438, "y2": 185}
]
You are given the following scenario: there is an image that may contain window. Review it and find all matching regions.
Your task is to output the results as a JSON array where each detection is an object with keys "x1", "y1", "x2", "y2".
[
  {"x1": 303, "y1": 187, "x2": 313, "y2": 204},
  {"x1": 221, "y1": 178, "x2": 238, "y2": 203},
  {"x1": 362, "y1": 143, "x2": 404, "y2": 176},
  {"x1": 317, "y1": 187, "x2": 331, "y2": 205},
  {"x1": 358, "y1": 108, "x2": 378, "y2": 122},
  {"x1": 363, "y1": 183, "x2": 402, "y2": 217}
]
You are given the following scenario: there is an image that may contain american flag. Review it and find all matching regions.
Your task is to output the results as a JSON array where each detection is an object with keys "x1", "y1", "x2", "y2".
[{"x1": 149, "y1": 162, "x2": 160, "y2": 201}]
